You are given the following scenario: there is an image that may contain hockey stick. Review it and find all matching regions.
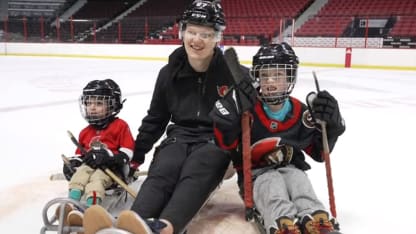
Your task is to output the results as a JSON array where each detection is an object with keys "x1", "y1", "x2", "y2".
[
  {"x1": 223, "y1": 47, "x2": 255, "y2": 221},
  {"x1": 312, "y1": 71, "x2": 337, "y2": 218},
  {"x1": 66, "y1": 130, "x2": 138, "y2": 198}
]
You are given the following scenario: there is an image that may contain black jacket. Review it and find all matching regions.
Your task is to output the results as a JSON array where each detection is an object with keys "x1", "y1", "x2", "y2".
[{"x1": 133, "y1": 46, "x2": 241, "y2": 164}]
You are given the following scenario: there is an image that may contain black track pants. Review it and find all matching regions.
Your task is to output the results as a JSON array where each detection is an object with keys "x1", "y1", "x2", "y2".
[{"x1": 130, "y1": 141, "x2": 230, "y2": 233}]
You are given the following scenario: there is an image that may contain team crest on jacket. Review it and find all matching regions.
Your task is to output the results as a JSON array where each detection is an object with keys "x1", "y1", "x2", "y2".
[
  {"x1": 302, "y1": 110, "x2": 315, "y2": 128},
  {"x1": 270, "y1": 121, "x2": 278, "y2": 130},
  {"x1": 217, "y1": 85, "x2": 229, "y2": 97}
]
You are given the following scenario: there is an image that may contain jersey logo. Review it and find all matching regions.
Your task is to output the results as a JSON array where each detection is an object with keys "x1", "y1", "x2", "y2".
[
  {"x1": 217, "y1": 85, "x2": 229, "y2": 97},
  {"x1": 270, "y1": 121, "x2": 278, "y2": 130},
  {"x1": 89, "y1": 136, "x2": 108, "y2": 150},
  {"x1": 302, "y1": 110, "x2": 315, "y2": 128}
]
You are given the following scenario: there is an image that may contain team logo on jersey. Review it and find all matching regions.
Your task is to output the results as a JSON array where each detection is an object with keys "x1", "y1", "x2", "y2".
[
  {"x1": 89, "y1": 136, "x2": 107, "y2": 150},
  {"x1": 270, "y1": 121, "x2": 278, "y2": 130},
  {"x1": 217, "y1": 85, "x2": 229, "y2": 97},
  {"x1": 302, "y1": 110, "x2": 315, "y2": 128}
]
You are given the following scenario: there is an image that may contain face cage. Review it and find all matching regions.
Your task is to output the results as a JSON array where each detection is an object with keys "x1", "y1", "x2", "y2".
[
  {"x1": 178, "y1": 22, "x2": 222, "y2": 42},
  {"x1": 79, "y1": 95, "x2": 117, "y2": 127},
  {"x1": 251, "y1": 64, "x2": 297, "y2": 105}
]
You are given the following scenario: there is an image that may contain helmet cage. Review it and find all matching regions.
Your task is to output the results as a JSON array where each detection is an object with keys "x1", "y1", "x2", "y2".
[
  {"x1": 250, "y1": 43, "x2": 299, "y2": 105},
  {"x1": 251, "y1": 64, "x2": 296, "y2": 105},
  {"x1": 79, "y1": 94, "x2": 118, "y2": 128},
  {"x1": 79, "y1": 79, "x2": 123, "y2": 128}
]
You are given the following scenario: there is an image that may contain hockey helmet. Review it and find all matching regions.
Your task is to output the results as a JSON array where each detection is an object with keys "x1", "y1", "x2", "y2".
[
  {"x1": 250, "y1": 43, "x2": 299, "y2": 105},
  {"x1": 179, "y1": 0, "x2": 226, "y2": 32},
  {"x1": 79, "y1": 79, "x2": 124, "y2": 128}
]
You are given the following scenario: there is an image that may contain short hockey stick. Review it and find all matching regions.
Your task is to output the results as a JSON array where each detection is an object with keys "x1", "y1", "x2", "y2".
[
  {"x1": 66, "y1": 130, "x2": 138, "y2": 198},
  {"x1": 312, "y1": 71, "x2": 337, "y2": 218},
  {"x1": 223, "y1": 47, "x2": 255, "y2": 221}
]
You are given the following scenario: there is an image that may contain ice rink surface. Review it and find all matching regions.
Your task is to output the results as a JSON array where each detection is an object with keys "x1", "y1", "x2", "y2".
[{"x1": 1, "y1": 55, "x2": 416, "y2": 234}]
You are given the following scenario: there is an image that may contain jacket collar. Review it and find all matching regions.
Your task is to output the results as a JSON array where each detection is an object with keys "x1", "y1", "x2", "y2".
[{"x1": 168, "y1": 46, "x2": 221, "y2": 80}]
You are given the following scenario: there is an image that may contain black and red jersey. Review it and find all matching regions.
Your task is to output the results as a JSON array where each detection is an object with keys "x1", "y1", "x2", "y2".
[{"x1": 214, "y1": 96, "x2": 338, "y2": 171}]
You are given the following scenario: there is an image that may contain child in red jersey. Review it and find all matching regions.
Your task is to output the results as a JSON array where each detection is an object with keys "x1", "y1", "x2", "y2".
[{"x1": 59, "y1": 79, "x2": 135, "y2": 226}]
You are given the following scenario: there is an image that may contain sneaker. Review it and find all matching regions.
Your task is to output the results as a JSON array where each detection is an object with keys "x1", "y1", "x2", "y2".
[
  {"x1": 55, "y1": 203, "x2": 73, "y2": 226},
  {"x1": 301, "y1": 210, "x2": 335, "y2": 234},
  {"x1": 116, "y1": 210, "x2": 153, "y2": 234},
  {"x1": 270, "y1": 216, "x2": 301, "y2": 234},
  {"x1": 83, "y1": 205, "x2": 114, "y2": 234}
]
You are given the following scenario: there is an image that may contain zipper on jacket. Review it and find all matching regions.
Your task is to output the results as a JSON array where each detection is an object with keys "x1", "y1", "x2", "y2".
[{"x1": 197, "y1": 76, "x2": 202, "y2": 117}]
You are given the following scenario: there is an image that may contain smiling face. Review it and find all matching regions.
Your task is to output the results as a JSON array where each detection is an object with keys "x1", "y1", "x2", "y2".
[
  {"x1": 182, "y1": 23, "x2": 219, "y2": 66},
  {"x1": 254, "y1": 64, "x2": 296, "y2": 106},
  {"x1": 259, "y1": 67, "x2": 288, "y2": 97}
]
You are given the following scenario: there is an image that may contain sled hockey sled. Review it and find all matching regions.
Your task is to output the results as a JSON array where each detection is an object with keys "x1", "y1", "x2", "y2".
[{"x1": 40, "y1": 178, "x2": 143, "y2": 234}]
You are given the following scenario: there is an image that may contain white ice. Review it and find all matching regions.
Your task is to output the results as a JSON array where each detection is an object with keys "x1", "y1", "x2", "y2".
[{"x1": 0, "y1": 55, "x2": 415, "y2": 234}]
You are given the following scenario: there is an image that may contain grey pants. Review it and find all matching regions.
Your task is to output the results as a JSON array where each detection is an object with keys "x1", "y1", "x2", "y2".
[{"x1": 253, "y1": 165, "x2": 325, "y2": 233}]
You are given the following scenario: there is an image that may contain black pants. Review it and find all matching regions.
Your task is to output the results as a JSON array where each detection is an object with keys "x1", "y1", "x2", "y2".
[{"x1": 131, "y1": 140, "x2": 230, "y2": 233}]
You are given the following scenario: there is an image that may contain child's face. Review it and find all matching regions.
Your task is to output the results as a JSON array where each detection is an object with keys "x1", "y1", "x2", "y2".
[
  {"x1": 85, "y1": 96, "x2": 108, "y2": 119},
  {"x1": 259, "y1": 67, "x2": 289, "y2": 98}
]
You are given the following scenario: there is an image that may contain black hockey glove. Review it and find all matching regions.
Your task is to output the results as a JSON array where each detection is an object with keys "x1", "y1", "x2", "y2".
[
  {"x1": 209, "y1": 89, "x2": 241, "y2": 130},
  {"x1": 84, "y1": 148, "x2": 112, "y2": 169},
  {"x1": 111, "y1": 152, "x2": 130, "y2": 167},
  {"x1": 235, "y1": 78, "x2": 258, "y2": 112},
  {"x1": 62, "y1": 156, "x2": 83, "y2": 181},
  {"x1": 306, "y1": 90, "x2": 345, "y2": 137}
]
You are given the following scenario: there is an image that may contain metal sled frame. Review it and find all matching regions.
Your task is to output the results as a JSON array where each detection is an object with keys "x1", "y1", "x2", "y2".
[
  {"x1": 40, "y1": 185, "x2": 131, "y2": 234},
  {"x1": 40, "y1": 197, "x2": 86, "y2": 234}
]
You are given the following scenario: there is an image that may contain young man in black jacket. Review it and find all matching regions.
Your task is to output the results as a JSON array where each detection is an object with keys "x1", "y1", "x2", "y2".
[{"x1": 82, "y1": 1, "x2": 246, "y2": 234}]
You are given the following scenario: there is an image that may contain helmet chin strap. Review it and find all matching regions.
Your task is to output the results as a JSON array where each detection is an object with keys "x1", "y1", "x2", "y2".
[{"x1": 262, "y1": 96, "x2": 286, "y2": 105}]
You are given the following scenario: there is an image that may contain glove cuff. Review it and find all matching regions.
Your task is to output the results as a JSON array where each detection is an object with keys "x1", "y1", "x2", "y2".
[{"x1": 130, "y1": 161, "x2": 140, "y2": 170}]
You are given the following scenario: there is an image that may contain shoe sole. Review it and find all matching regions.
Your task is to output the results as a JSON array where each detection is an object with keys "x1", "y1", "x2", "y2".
[
  {"x1": 68, "y1": 210, "x2": 83, "y2": 226},
  {"x1": 83, "y1": 205, "x2": 113, "y2": 234},
  {"x1": 116, "y1": 210, "x2": 152, "y2": 234},
  {"x1": 68, "y1": 210, "x2": 84, "y2": 234},
  {"x1": 55, "y1": 203, "x2": 73, "y2": 226}
]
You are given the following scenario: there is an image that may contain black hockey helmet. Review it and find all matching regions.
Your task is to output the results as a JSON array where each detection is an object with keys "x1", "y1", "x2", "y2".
[
  {"x1": 251, "y1": 43, "x2": 299, "y2": 105},
  {"x1": 252, "y1": 42, "x2": 299, "y2": 70},
  {"x1": 179, "y1": 0, "x2": 226, "y2": 32},
  {"x1": 79, "y1": 79, "x2": 124, "y2": 128}
]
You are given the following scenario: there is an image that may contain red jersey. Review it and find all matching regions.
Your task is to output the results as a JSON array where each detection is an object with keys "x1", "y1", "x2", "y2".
[{"x1": 76, "y1": 118, "x2": 135, "y2": 159}]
